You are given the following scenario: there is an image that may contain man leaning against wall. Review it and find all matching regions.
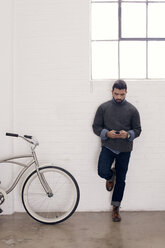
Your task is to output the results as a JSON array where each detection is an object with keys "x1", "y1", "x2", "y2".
[{"x1": 92, "y1": 79, "x2": 141, "y2": 222}]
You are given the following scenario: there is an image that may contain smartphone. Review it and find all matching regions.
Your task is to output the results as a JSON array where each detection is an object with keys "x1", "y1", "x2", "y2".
[{"x1": 115, "y1": 131, "x2": 120, "y2": 134}]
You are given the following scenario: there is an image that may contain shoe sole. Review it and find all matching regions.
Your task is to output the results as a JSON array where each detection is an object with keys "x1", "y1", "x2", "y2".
[{"x1": 112, "y1": 218, "x2": 121, "y2": 222}]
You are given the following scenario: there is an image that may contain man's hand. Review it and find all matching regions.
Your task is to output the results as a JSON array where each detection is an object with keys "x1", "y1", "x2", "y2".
[
  {"x1": 118, "y1": 130, "x2": 129, "y2": 139},
  {"x1": 106, "y1": 130, "x2": 120, "y2": 139},
  {"x1": 106, "y1": 130, "x2": 129, "y2": 139}
]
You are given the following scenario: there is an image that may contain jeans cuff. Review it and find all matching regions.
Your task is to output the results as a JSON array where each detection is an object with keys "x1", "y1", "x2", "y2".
[{"x1": 111, "y1": 201, "x2": 120, "y2": 207}]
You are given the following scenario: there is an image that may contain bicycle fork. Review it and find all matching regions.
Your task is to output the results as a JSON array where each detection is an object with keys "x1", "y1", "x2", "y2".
[{"x1": 32, "y1": 151, "x2": 53, "y2": 197}]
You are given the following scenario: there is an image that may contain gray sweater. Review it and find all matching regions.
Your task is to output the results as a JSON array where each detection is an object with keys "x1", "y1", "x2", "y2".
[{"x1": 92, "y1": 99, "x2": 141, "y2": 152}]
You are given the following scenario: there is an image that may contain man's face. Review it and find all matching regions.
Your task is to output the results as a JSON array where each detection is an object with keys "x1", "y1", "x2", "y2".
[{"x1": 112, "y1": 88, "x2": 127, "y2": 103}]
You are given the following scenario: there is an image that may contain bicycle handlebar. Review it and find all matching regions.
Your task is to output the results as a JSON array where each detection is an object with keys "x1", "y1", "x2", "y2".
[
  {"x1": 6, "y1": 132, "x2": 39, "y2": 148},
  {"x1": 6, "y1": 132, "x2": 19, "y2": 137},
  {"x1": 24, "y1": 135, "x2": 32, "y2": 139},
  {"x1": 6, "y1": 133, "x2": 32, "y2": 139}
]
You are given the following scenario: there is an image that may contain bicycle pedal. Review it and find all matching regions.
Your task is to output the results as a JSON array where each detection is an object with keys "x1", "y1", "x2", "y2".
[{"x1": 0, "y1": 208, "x2": 3, "y2": 213}]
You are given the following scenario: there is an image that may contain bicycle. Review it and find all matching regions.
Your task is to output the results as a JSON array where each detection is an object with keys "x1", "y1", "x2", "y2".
[{"x1": 0, "y1": 133, "x2": 80, "y2": 224}]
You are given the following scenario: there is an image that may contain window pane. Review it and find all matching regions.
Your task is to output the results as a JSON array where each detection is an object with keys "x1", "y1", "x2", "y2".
[
  {"x1": 92, "y1": 0, "x2": 117, "y2": 2},
  {"x1": 122, "y1": 0, "x2": 165, "y2": 1},
  {"x1": 120, "y1": 41, "x2": 146, "y2": 78},
  {"x1": 148, "y1": 0, "x2": 165, "y2": 1},
  {"x1": 122, "y1": 0, "x2": 145, "y2": 2},
  {"x1": 148, "y1": 42, "x2": 165, "y2": 78},
  {"x1": 148, "y1": 4, "x2": 165, "y2": 38},
  {"x1": 121, "y1": 3, "x2": 146, "y2": 38},
  {"x1": 92, "y1": 3, "x2": 118, "y2": 40},
  {"x1": 92, "y1": 42, "x2": 118, "y2": 79}
]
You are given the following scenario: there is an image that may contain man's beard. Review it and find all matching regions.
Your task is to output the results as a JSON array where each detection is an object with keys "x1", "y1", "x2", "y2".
[{"x1": 113, "y1": 97, "x2": 124, "y2": 104}]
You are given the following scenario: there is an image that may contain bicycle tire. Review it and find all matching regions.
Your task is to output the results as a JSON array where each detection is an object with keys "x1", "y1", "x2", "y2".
[{"x1": 22, "y1": 166, "x2": 80, "y2": 224}]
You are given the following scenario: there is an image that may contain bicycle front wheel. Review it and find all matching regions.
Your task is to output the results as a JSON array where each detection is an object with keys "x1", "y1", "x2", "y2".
[{"x1": 22, "y1": 166, "x2": 80, "y2": 224}]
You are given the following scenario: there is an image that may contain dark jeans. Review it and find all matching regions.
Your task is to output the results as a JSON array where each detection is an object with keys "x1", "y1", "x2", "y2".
[{"x1": 98, "y1": 146, "x2": 131, "y2": 207}]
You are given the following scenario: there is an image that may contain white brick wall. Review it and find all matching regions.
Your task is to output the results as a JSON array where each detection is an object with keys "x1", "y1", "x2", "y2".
[
  {"x1": 0, "y1": 0, "x2": 14, "y2": 214},
  {"x1": 0, "y1": 0, "x2": 165, "y2": 213}
]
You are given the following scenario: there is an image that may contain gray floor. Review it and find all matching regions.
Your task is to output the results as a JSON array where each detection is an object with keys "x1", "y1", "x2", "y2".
[{"x1": 0, "y1": 212, "x2": 165, "y2": 248}]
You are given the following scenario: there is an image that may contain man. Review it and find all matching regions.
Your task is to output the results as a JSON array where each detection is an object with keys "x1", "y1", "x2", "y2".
[{"x1": 92, "y1": 80, "x2": 141, "y2": 222}]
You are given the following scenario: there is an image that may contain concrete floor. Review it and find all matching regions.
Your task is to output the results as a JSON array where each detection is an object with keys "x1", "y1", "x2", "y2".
[{"x1": 0, "y1": 212, "x2": 165, "y2": 248}]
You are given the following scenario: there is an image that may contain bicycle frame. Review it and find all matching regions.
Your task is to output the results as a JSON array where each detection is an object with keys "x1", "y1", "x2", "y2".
[
  {"x1": 0, "y1": 135, "x2": 53, "y2": 196},
  {"x1": 0, "y1": 154, "x2": 35, "y2": 194}
]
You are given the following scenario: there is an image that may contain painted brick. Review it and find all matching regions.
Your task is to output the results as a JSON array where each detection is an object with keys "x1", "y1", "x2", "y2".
[{"x1": 1, "y1": 0, "x2": 165, "y2": 213}]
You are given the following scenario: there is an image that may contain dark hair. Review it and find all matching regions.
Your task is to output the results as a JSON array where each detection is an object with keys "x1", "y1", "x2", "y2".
[{"x1": 112, "y1": 80, "x2": 127, "y2": 91}]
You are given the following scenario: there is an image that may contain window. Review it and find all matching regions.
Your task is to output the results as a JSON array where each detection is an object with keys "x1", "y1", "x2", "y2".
[{"x1": 91, "y1": 0, "x2": 165, "y2": 80}]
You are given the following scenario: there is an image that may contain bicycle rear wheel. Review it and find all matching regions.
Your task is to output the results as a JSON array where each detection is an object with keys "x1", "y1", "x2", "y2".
[{"x1": 22, "y1": 166, "x2": 80, "y2": 224}]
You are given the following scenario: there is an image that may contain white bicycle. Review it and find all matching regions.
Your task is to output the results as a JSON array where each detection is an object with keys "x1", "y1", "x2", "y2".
[{"x1": 0, "y1": 133, "x2": 80, "y2": 224}]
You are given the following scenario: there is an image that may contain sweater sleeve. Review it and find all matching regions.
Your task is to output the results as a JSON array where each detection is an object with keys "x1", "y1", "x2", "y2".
[
  {"x1": 131, "y1": 108, "x2": 142, "y2": 138},
  {"x1": 92, "y1": 105, "x2": 105, "y2": 137}
]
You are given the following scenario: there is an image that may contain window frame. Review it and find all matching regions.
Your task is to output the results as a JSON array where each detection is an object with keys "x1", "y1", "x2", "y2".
[{"x1": 91, "y1": 0, "x2": 165, "y2": 80}]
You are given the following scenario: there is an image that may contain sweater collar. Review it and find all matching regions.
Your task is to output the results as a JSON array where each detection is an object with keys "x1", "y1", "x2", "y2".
[{"x1": 112, "y1": 98, "x2": 126, "y2": 105}]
